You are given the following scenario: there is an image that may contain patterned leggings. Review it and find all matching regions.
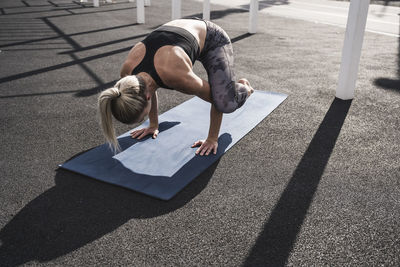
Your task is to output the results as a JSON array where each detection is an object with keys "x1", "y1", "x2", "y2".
[{"x1": 198, "y1": 20, "x2": 248, "y2": 113}]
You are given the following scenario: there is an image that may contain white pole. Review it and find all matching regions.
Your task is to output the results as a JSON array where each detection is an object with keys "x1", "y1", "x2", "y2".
[
  {"x1": 249, "y1": 0, "x2": 258, "y2": 33},
  {"x1": 145, "y1": 0, "x2": 151, "y2": 6},
  {"x1": 172, "y1": 0, "x2": 181, "y2": 20},
  {"x1": 203, "y1": 0, "x2": 210, "y2": 21},
  {"x1": 336, "y1": 0, "x2": 370, "y2": 100},
  {"x1": 93, "y1": 0, "x2": 99, "y2": 7},
  {"x1": 137, "y1": 0, "x2": 145, "y2": 24}
]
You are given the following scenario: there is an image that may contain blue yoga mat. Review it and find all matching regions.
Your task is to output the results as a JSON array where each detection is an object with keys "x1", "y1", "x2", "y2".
[{"x1": 60, "y1": 90, "x2": 287, "y2": 200}]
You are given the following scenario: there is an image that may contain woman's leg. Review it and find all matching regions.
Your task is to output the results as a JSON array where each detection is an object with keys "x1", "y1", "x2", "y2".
[
  {"x1": 201, "y1": 43, "x2": 249, "y2": 113},
  {"x1": 199, "y1": 21, "x2": 251, "y2": 113}
]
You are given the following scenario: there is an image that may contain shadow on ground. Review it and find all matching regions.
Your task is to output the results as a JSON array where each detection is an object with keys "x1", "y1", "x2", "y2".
[
  {"x1": 374, "y1": 13, "x2": 400, "y2": 92},
  {"x1": 0, "y1": 1, "x2": 139, "y2": 98},
  {"x1": 0, "y1": 157, "x2": 221, "y2": 266},
  {"x1": 0, "y1": 2, "x2": 281, "y2": 99},
  {"x1": 243, "y1": 98, "x2": 352, "y2": 266}
]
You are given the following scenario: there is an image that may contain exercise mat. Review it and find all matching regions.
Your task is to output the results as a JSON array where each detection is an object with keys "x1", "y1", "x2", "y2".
[{"x1": 60, "y1": 90, "x2": 287, "y2": 200}]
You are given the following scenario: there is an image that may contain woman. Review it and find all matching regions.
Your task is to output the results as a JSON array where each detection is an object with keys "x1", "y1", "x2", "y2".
[{"x1": 98, "y1": 18, "x2": 254, "y2": 156}]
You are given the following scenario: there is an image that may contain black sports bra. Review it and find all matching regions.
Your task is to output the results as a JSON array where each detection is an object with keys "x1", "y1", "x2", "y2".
[{"x1": 131, "y1": 25, "x2": 200, "y2": 89}]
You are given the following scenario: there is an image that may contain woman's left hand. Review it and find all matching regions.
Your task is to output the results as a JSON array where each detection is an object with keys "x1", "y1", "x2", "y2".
[{"x1": 191, "y1": 138, "x2": 218, "y2": 156}]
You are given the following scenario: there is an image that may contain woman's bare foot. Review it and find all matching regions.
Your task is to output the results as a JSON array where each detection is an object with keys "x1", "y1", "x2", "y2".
[{"x1": 238, "y1": 78, "x2": 254, "y2": 96}]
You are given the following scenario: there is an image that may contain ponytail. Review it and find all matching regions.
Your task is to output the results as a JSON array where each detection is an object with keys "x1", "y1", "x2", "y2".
[
  {"x1": 98, "y1": 87, "x2": 121, "y2": 153},
  {"x1": 98, "y1": 76, "x2": 147, "y2": 154}
]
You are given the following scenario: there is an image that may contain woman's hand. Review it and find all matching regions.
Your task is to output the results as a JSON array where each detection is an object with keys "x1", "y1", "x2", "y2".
[
  {"x1": 130, "y1": 126, "x2": 159, "y2": 139},
  {"x1": 191, "y1": 138, "x2": 218, "y2": 156}
]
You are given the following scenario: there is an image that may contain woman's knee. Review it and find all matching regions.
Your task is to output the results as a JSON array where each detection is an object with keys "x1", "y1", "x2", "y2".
[
  {"x1": 213, "y1": 82, "x2": 248, "y2": 113},
  {"x1": 213, "y1": 102, "x2": 237, "y2": 113},
  {"x1": 212, "y1": 93, "x2": 239, "y2": 113},
  {"x1": 214, "y1": 102, "x2": 237, "y2": 113},
  {"x1": 211, "y1": 82, "x2": 237, "y2": 113}
]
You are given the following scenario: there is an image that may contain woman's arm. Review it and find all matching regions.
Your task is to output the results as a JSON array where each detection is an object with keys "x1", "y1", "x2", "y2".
[
  {"x1": 207, "y1": 104, "x2": 222, "y2": 142},
  {"x1": 130, "y1": 91, "x2": 159, "y2": 139},
  {"x1": 156, "y1": 48, "x2": 222, "y2": 155},
  {"x1": 175, "y1": 71, "x2": 222, "y2": 156},
  {"x1": 149, "y1": 91, "x2": 159, "y2": 127}
]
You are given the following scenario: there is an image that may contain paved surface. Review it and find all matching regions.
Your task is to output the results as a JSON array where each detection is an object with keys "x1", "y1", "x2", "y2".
[
  {"x1": 194, "y1": 0, "x2": 400, "y2": 37},
  {"x1": 0, "y1": 0, "x2": 399, "y2": 266},
  {"x1": 337, "y1": 0, "x2": 400, "y2": 7}
]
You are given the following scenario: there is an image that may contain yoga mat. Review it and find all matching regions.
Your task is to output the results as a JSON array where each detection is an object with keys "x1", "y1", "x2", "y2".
[{"x1": 60, "y1": 90, "x2": 287, "y2": 200}]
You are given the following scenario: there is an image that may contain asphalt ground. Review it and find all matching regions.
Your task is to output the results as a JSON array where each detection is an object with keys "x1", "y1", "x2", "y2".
[
  {"x1": 0, "y1": 0, "x2": 399, "y2": 266},
  {"x1": 336, "y1": 0, "x2": 400, "y2": 7},
  {"x1": 201, "y1": 0, "x2": 400, "y2": 37}
]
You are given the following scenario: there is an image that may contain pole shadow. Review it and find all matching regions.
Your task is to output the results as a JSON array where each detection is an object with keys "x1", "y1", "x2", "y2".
[
  {"x1": 373, "y1": 13, "x2": 400, "y2": 92},
  {"x1": 0, "y1": 23, "x2": 139, "y2": 49},
  {"x1": 0, "y1": 130, "x2": 231, "y2": 266},
  {"x1": 0, "y1": 18, "x2": 144, "y2": 94},
  {"x1": 231, "y1": 33, "x2": 254, "y2": 44},
  {"x1": 0, "y1": 45, "x2": 131, "y2": 85},
  {"x1": 73, "y1": 79, "x2": 118, "y2": 97},
  {"x1": 0, "y1": 79, "x2": 117, "y2": 99},
  {"x1": 242, "y1": 98, "x2": 352, "y2": 266},
  {"x1": 58, "y1": 33, "x2": 148, "y2": 54}
]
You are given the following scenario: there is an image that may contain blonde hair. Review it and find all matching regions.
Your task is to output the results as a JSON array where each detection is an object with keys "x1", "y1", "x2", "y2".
[{"x1": 98, "y1": 75, "x2": 146, "y2": 153}]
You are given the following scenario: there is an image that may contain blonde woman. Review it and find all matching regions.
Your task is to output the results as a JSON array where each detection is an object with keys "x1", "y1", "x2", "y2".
[{"x1": 98, "y1": 18, "x2": 254, "y2": 156}]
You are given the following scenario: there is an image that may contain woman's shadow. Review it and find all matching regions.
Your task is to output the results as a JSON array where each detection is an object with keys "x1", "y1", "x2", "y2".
[{"x1": 0, "y1": 124, "x2": 232, "y2": 266}]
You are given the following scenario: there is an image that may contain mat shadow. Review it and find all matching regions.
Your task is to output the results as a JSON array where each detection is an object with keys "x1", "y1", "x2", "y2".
[
  {"x1": 243, "y1": 98, "x2": 352, "y2": 266},
  {"x1": 0, "y1": 132, "x2": 230, "y2": 266}
]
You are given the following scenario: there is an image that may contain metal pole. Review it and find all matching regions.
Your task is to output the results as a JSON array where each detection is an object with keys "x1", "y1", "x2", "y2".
[
  {"x1": 203, "y1": 0, "x2": 210, "y2": 21},
  {"x1": 336, "y1": 0, "x2": 370, "y2": 100},
  {"x1": 172, "y1": 0, "x2": 181, "y2": 20},
  {"x1": 249, "y1": 0, "x2": 258, "y2": 33},
  {"x1": 137, "y1": 0, "x2": 145, "y2": 24}
]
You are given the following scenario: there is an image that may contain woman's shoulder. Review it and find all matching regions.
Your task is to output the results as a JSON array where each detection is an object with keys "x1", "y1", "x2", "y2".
[{"x1": 122, "y1": 42, "x2": 146, "y2": 75}]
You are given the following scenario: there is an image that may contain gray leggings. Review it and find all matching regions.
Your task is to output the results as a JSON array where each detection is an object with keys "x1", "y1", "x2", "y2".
[{"x1": 198, "y1": 21, "x2": 248, "y2": 113}]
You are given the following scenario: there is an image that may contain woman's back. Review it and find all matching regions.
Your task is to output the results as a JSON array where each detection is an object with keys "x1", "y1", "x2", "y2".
[{"x1": 121, "y1": 19, "x2": 207, "y2": 89}]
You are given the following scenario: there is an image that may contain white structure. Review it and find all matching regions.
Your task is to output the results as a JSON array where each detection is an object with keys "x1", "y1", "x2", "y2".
[
  {"x1": 172, "y1": 0, "x2": 182, "y2": 20},
  {"x1": 80, "y1": 0, "x2": 99, "y2": 8},
  {"x1": 249, "y1": 0, "x2": 258, "y2": 34},
  {"x1": 203, "y1": 0, "x2": 210, "y2": 21},
  {"x1": 86, "y1": 0, "x2": 370, "y2": 100},
  {"x1": 201, "y1": 1, "x2": 259, "y2": 33},
  {"x1": 136, "y1": 0, "x2": 145, "y2": 24},
  {"x1": 336, "y1": 0, "x2": 370, "y2": 100}
]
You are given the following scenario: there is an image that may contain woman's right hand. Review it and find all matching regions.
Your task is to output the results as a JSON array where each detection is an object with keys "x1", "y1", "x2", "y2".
[{"x1": 130, "y1": 125, "x2": 159, "y2": 139}]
